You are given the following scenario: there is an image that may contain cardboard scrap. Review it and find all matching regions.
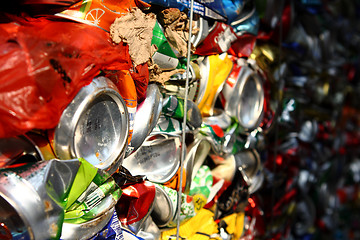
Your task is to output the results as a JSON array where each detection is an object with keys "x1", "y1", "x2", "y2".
[
  {"x1": 110, "y1": 8, "x2": 156, "y2": 66},
  {"x1": 148, "y1": 61, "x2": 185, "y2": 85},
  {"x1": 158, "y1": 8, "x2": 198, "y2": 57}
]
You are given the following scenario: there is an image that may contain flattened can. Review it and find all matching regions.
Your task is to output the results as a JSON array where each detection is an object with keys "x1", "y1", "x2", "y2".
[
  {"x1": 61, "y1": 207, "x2": 115, "y2": 240},
  {"x1": 128, "y1": 84, "x2": 163, "y2": 156},
  {"x1": 117, "y1": 181, "x2": 156, "y2": 234},
  {"x1": 191, "y1": 15, "x2": 212, "y2": 47},
  {"x1": 155, "y1": 184, "x2": 196, "y2": 228},
  {"x1": 195, "y1": 22, "x2": 238, "y2": 56},
  {"x1": 0, "y1": 159, "x2": 80, "y2": 240},
  {"x1": 219, "y1": 59, "x2": 264, "y2": 131},
  {"x1": 151, "y1": 21, "x2": 180, "y2": 70},
  {"x1": 122, "y1": 133, "x2": 182, "y2": 184},
  {"x1": 198, "y1": 54, "x2": 233, "y2": 117},
  {"x1": 151, "y1": 184, "x2": 176, "y2": 227},
  {"x1": 54, "y1": 76, "x2": 129, "y2": 175}
]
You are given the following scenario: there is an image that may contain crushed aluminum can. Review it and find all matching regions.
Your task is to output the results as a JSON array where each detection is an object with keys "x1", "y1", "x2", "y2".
[
  {"x1": 117, "y1": 181, "x2": 156, "y2": 235},
  {"x1": 199, "y1": 122, "x2": 229, "y2": 156},
  {"x1": 64, "y1": 176, "x2": 122, "y2": 224},
  {"x1": 122, "y1": 227, "x2": 146, "y2": 240},
  {"x1": 221, "y1": 120, "x2": 240, "y2": 155},
  {"x1": 220, "y1": 58, "x2": 265, "y2": 132},
  {"x1": 184, "y1": 137, "x2": 211, "y2": 194},
  {"x1": 137, "y1": 216, "x2": 161, "y2": 240},
  {"x1": 161, "y1": 208, "x2": 218, "y2": 240},
  {"x1": 234, "y1": 149, "x2": 263, "y2": 194},
  {"x1": 292, "y1": 195, "x2": 316, "y2": 237},
  {"x1": 88, "y1": 209, "x2": 124, "y2": 240},
  {"x1": 162, "y1": 166, "x2": 187, "y2": 192},
  {"x1": 227, "y1": 34, "x2": 257, "y2": 59},
  {"x1": 127, "y1": 84, "x2": 163, "y2": 156},
  {"x1": 215, "y1": 160, "x2": 249, "y2": 219},
  {"x1": 155, "y1": 184, "x2": 196, "y2": 228},
  {"x1": 0, "y1": 135, "x2": 44, "y2": 168},
  {"x1": 248, "y1": 169, "x2": 264, "y2": 195},
  {"x1": 152, "y1": 115, "x2": 184, "y2": 135},
  {"x1": 189, "y1": 165, "x2": 213, "y2": 205},
  {"x1": 122, "y1": 133, "x2": 182, "y2": 184},
  {"x1": 151, "y1": 184, "x2": 176, "y2": 227},
  {"x1": 61, "y1": 207, "x2": 116, "y2": 240},
  {"x1": 195, "y1": 22, "x2": 238, "y2": 56},
  {"x1": 54, "y1": 76, "x2": 129, "y2": 175},
  {"x1": 198, "y1": 54, "x2": 233, "y2": 117},
  {"x1": 202, "y1": 108, "x2": 232, "y2": 130},
  {"x1": 151, "y1": 21, "x2": 180, "y2": 70},
  {"x1": 196, "y1": 0, "x2": 245, "y2": 24},
  {"x1": 162, "y1": 95, "x2": 202, "y2": 130},
  {"x1": 191, "y1": 15, "x2": 213, "y2": 48},
  {"x1": 234, "y1": 149, "x2": 261, "y2": 182},
  {"x1": 162, "y1": 62, "x2": 202, "y2": 103},
  {"x1": 0, "y1": 159, "x2": 80, "y2": 240},
  {"x1": 202, "y1": 112, "x2": 240, "y2": 156}
]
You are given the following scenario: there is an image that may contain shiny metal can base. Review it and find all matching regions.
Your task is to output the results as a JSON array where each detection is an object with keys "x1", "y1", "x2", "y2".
[{"x1": 54, "y1": 76, "x2": 129, "y2": 175}]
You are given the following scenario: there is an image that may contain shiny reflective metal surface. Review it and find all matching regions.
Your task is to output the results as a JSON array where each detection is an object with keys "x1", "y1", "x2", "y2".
[
  {"x1": 152, "y1": 115, "x2": 184, "y2": 135},
  {"x1": 127, "y1": 198, "x2": 154, "y2": 234},
  {"x1": 0, "y1": 159, "x2": 80, "y2": 240},
  {"x1": 122, "y1": 133, "x2": 182, "y2": 183},
  {"x1": 185, "y1": 100, "x2": 203, "y2": 130},
  {"x1": 151, "y1": 184, "x2": 174, "y2": 227},
  {"x1": 230, "y1": 5, "x2": 258, "y2": 36},
  {"x1": 224, "y1": 65, "x2": 264, "y2": 131},
  {"x1": 184, "y1": 137, "x2": 211, "y2": 193},
  {"x1": 235, "y1": 149, "x2": 261, "y2": 180},
  {"x1": 61, "y1": 207, "x2": 115, "y2": 240},
  {"x1": 203, "y1": 108, "x2": 232, "y2": 130},
  {"x1": 0, "y1": 135, "x2": 44, "y2": 168},
  {"x1": 162, "y1": 95, "x2": 202, "y2": 130},
  {"x1": 248, "y1": 168, "x2": 264, "y2": 194},
  {"x1": 137, "y1": 216, "x2": 161, "y2": 240},
  {"x1": 191, "y1": 16, "x2": 210, "y2": 47},
  {"x1": 235, "y1": 149, "x2": 263, "y2": 194},
  {"x1": 129, "y1": 84, "x2": 163, "y2": 155},
  {"x1": 54, "y1": 77, "x2": 129, "y2": 175}
]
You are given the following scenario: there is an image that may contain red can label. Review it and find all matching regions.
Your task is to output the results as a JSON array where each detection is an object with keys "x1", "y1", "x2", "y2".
[{"x1": 195, "y1": 22, "x2": 237, "y2": 56}]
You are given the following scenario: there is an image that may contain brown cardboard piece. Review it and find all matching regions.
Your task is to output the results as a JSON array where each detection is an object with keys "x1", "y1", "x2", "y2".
[
  {"x1": 158, "y1": 8, "x2": 198, "y2": 57},
  {"x1": 110, "y1": 8, "x2": 156, "y2": 66}
]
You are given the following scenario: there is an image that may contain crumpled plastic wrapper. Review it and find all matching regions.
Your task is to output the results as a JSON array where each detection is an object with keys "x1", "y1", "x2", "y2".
[
  {"x1": 158, "y1": 8, "x2": 198, "y2": 57},
  {"x1": 110, "y1": 8, "x2": 156, "y2": 66}
]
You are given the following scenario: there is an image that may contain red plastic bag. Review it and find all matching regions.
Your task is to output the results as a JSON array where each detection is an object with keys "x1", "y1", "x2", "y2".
[
  {"x1": 130, "y1": 63, "x2": 149, "y2": 102},
  {"x1": 0, "y1": 17, "x2": 132, "y2": 138}
]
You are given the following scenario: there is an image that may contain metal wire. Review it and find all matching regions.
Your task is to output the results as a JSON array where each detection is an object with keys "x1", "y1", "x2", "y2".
[{"x1": 176, "y1": 0, "x2": 195, "y2": 238}]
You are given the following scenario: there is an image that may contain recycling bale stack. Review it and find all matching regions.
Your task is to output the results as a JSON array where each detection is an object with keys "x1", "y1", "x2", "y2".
[{"x1": 0, "y1": 0, "x2": 360, "y2": 240}]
